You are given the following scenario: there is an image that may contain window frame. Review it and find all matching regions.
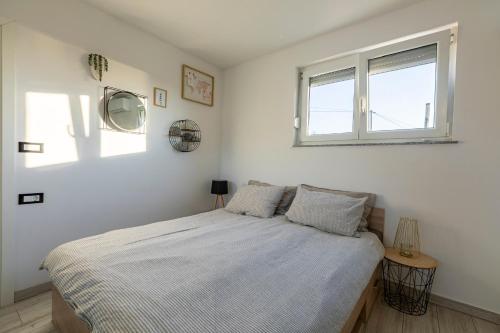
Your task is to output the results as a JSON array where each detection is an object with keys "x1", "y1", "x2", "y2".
[
  {"x1": 295, "y1": 27, "x2": 457, "y2": 146},
  {"x1": 299, "y1": 55, "x2": 359, "y2": 141}
]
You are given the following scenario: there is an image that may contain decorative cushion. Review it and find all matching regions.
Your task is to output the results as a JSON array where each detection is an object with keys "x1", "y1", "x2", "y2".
[
  {"x1": 286, "y1": 185, "x2": 367, "y2": 237},
  {"x1": 301, "y1": 184, "x2": 376, "y2": 231},
  {"x1": 225, "y1": 184, "x2": 285, "y2": 218},
  {"x1": 248, "y1": 180, "x2": 297, "y2": 215}
]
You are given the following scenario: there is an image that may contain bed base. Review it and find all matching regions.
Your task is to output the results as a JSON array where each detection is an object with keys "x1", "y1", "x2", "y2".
[
  {"x1": 341, "y1": 263, "x2": 381, "y2": 333},
  {"x1": 52, "y1": 207, "x2": 385, "y2": 333},
  {"x1": 52, "y1": 288, "x2": 90, "y2": 333}
]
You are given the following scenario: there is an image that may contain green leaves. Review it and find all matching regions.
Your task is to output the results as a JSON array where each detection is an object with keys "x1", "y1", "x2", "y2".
[{"x1": 88, "y1": 53, "x2": 109, "y2": 81}]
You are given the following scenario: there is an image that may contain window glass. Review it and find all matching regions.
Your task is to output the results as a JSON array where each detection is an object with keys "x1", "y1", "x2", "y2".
[
  {"x1": 308, "y1": 67, "x2": 355, "y2": 135},
  {"x1": 368, "y1": 44, "x2": 437, "y2": 131}
]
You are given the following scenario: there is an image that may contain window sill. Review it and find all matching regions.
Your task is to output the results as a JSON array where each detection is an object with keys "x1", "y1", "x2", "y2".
[{"x1": 293, "y1": 139, "x2": 459, "y2": 147}]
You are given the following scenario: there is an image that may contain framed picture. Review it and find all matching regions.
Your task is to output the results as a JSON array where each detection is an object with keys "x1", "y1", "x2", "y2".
[
  {"x1": 154, "y1": 87, "x2": 167, "y2": 108},
  {"x1": 182, "y1": 65, "x2": 214, "y2": 106}
]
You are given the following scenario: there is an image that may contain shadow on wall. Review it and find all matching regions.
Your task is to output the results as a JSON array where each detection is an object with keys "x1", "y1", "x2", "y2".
[{"x1": 23, "y1": 91, "x2": 147, "y2": 168}]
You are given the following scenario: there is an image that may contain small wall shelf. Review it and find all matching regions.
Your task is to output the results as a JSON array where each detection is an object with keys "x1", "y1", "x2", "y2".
[{"x1": 168, "y1": 119, "x2": 201, "y2": 152}]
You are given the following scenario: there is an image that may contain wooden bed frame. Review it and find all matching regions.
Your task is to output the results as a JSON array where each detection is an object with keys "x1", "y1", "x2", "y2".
[
  {"x1": 341, "y1": 207, "x2": 385, "y2": 333},
  {"x1": 52, "y1": 208, "x2": 385, "y2": 333}
]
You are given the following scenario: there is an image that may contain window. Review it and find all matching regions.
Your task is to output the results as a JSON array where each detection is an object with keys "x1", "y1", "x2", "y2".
[
  {"x1": 308, "y1": 67, "x2": 355, "y2": 135},
  {"x1": 296, "y1": 27, "x2": 456, "y2": 145},
  {"x1": 368, "y1": 45, "x2": 437, "y2": 132}
]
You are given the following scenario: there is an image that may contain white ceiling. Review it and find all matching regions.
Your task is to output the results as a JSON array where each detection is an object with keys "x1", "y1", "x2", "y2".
[{"x1": 82, "y1": 0, "x2": 421, "y2": 68}]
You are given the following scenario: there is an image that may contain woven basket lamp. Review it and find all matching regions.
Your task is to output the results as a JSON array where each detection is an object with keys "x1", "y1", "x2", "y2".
[{"x1": 393, "y1": 217, "x2": 420, "y2": 258}]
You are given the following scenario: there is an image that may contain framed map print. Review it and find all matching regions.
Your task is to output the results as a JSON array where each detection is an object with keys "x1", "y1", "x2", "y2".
[{"x1": 182, "y1": 65, "x2": 214, "y2": 106}]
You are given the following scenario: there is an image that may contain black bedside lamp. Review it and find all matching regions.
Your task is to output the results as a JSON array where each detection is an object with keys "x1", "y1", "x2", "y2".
[{"x1": 211, "y1": 180, "x2": 228, "y2": 209}]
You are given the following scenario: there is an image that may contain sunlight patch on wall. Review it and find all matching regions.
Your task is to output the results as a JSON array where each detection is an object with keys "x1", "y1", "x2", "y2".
[
  {"x1": 79, "y1": 95, "x2": 90, "y2": 137},
  {"x1": 100, "y1": 130, "x2": 146, "y2": 157},
  {"x1": 25, "y1": 92, "x2": 79, "y2": 168}
]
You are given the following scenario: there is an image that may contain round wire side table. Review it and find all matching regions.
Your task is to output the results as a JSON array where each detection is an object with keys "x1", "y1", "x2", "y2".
[{"x1": 382, "y1": 248, "x2": 438, "y2": 316}]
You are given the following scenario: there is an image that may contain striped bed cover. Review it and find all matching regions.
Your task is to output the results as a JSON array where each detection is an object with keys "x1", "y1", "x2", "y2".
[{"x1": 42, "y1": 209, "x2": 384, "y2": 333}]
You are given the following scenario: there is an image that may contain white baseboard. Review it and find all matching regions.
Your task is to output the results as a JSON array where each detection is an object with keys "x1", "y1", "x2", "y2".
[
  {"x1": 14, "y1": 282, "x2": 52, "y2": 303},
  {"x1": 430, "y1": 294, "x2": 500, "y2": 325}
]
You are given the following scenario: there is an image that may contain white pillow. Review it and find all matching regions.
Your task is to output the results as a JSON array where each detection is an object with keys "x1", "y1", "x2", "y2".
[
  {"x1": 225, "y1": 185, "x2": 285, "y2": 218},
  {"x1": 285, "y1": 186, "x2": 367, "y2": 236}
]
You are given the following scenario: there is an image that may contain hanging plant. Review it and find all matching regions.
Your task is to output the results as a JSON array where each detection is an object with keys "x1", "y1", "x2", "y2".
[{"x1": 88, "y1": 53, "x2": 109, "y2": 81}]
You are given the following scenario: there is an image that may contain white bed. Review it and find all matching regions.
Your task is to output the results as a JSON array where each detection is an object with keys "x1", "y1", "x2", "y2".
[{"x1": 43, "y1": 209, "x2": 384, "y2": 333}]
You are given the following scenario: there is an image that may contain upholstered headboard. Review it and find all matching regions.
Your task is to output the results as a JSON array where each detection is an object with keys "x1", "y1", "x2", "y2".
[{"x1": 367, "y1": 207, "x2": 385, "y2": 242}]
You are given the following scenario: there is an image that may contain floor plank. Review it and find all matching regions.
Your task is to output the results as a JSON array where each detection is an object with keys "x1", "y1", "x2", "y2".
[
  {"x1": 6, "y1": 315, "x2": 55, "y2": 333},
  {"x1": 402, "y1": 304, "x2": 439, "y2": 333},
  {"x1": 437, "y1": 305, "x2": 478, "y2": 333},
  {"x1": 472, "y1": 317, "x2": 500, "y2": 333},
  {"x1": 0, "y1": 291, "x2": 55, "y2": 333},
  {"x1": 364, "y1": 295, "x2": 404, "y2": 333},
  {"x1": 0, "y1": 304, "x2": 18, "y2": 318},
  {"x1": 16, "y1": 293, "x2": 51, "y2": 325},
  {"x1": 0, "y1": 310, "x2": 22, "y2": 333},
  {"x1": 14, "y1": 292, "x2": 51, "y2": 314}
]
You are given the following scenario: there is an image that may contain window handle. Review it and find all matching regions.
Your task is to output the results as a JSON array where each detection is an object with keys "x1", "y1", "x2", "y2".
[
  {"x1": 294, "y1": 117, "x2": 301, "y2": 129},
  {"x1": 360, "y1": 98, "x2": 367, "y2": 115}
]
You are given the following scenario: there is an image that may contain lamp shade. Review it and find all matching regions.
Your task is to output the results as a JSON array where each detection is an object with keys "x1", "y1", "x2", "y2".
[
  {"x1": 211, "y1": 180, "x2": 228, "y2": 195},
  {"x1": 393, "y1": 217, "x2": 420, "y2": 258}
]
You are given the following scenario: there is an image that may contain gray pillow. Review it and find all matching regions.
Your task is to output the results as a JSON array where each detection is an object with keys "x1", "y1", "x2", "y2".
[
  {"x1": 301, "y1": 184, "x2": 376, "y2": 231},
  {"x1": 286, "y1": 186, "x2": 367, "y2": 237},
  {"x1": 248, "y1": 180, "x2": 297, "y2": 215},
  {"x1": 226, "y1": 184, "x2": 285, "y2": 218}
]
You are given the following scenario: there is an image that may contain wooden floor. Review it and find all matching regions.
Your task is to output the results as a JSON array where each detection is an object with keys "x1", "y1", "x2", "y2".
[
  {"x1": 360, "y1": 295, "x2": 499, "y2": 333},
  {"x1": 0, "y1": 291, "x2": 497, "y2": 333},
  {"x1": 0, "y1": 292, "x2": 54, "y2": 333}
]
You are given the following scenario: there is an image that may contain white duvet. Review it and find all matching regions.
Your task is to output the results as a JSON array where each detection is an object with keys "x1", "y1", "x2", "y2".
[{"x1": 42, "y1": 209, "x2": 384, "y2": 333}]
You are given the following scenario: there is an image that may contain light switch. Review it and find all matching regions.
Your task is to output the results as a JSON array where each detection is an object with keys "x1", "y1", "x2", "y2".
[{"x1": 18, "y1": 193, "x2": 44, "y2": 205}]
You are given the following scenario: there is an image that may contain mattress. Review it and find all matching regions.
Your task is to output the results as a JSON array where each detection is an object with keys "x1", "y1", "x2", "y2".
[{"x1": 42, "y1": 209, "x2": 384, "y2": 333}]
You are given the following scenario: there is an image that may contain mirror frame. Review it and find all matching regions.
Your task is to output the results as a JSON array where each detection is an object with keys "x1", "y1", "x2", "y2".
[{"x1": 103, "y1": 86, "x2": 148, "y2": 134}]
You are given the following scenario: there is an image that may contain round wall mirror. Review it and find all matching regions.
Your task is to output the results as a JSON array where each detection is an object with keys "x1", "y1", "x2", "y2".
[{"x1": 107, "y1": 91, "x2": 146, "y2": 131}]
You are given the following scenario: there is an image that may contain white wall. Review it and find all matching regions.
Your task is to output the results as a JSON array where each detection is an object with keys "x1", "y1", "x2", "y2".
[
  {"x1": 0, "y1": 0, "x2": 222, "y2": 302},
  {"x1": 221, "y1": 0, "x2": 500, "y2": 314}
]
